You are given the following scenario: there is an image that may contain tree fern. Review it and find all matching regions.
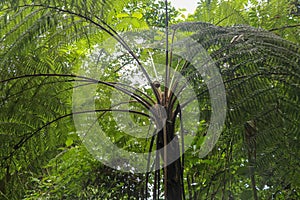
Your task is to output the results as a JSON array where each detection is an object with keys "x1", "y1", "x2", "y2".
[{"x1": 0, "y1": 0, "x2": 299, "y2": 199}]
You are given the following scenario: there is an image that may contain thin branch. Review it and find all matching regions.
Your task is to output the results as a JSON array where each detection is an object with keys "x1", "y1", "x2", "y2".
[
  {"x1": 215, "y1": 7, "x2": 248, "y2": 26},
  {"x1": 163, "y1": 2, "x2": 169, "y2": 199},
  {"x1": 179, "y1": 109, "x2": 186, "y2": 200},
  {"x1": 269, "y1": 24, "x2": 300, "y2": 32},
  {"x1": 1, "y1": 73, "x2": 153, "y2": 109},
  {"x1": 1, "y1": 79, "x2": 76, "y2": 102},
  {"x1": 145, "y1": 129, "x2": 157, "y2": 199},
  {"x1": 164, "y1": 0, "x2": 170, "y2": 106}
]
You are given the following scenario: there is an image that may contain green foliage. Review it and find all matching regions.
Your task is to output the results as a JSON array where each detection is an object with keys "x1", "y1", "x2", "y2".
[
  {"x1": 23, "y1": 145, "x2": 145, "y2": 199},
  {"x1": 0, "y1": 0, "x2": 299, "y2": 199},
  {"x1": 191, "y1": 0, "x2": 300, "y2": 43},
  {"x1": 174, "y1": 21, "x2": 300, "y2": 199},
  {"x1": 115, "y1": 0, "x2": 180, "y2": 29},
  {"x1": 0, "y1": 0, "x2": 150, "y2": 199}
]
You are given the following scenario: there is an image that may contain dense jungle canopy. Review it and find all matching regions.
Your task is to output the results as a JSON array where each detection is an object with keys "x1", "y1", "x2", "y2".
[{"x1": 0, "y1": 0, "x2": 300, "y2": 199}]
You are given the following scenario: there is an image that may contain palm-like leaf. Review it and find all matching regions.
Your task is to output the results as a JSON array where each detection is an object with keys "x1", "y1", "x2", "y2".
[{"x1": 173, "y1": 22, "x2": 300, "y2": 199}]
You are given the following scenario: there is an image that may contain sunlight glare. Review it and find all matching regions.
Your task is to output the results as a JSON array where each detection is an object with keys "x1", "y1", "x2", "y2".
[{"x1": 168, "y1": 0, "x2": 198, "y2": 14}]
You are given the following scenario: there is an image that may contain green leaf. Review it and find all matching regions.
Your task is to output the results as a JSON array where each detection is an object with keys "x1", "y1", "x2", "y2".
[
  {"x1": 65, "y1": 138, "x2": 74, "y2": 147},
  {"x1": 116, "y1": 13, "x2": 130, "y2": 18},
  {"x1": 132, "y1": 12, "x2": 143, "y2": 19}
]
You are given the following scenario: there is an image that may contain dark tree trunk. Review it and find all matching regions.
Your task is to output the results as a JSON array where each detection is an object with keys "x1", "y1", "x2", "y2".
[{"x1": 158, "y1": 120, "x2": 183, "y2": 200}]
